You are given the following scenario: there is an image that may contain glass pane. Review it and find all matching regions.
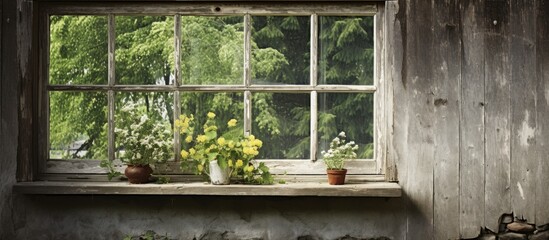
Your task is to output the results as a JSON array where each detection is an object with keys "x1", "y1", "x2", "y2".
[
  {"x1": 181, "y1": 16, "x2": 244, "y2": 85},
  {"x1": 116, "y1": 16, "x2": 175, "y2": 85},
  {"x1": 115, "y1": 92, "x2": 174, "y2": 161},
  {"x1": 49, "y1": 92, "x2": 107, "y2": 159},
  {"x1": 180, "y1": 92, "x2": 244, "y2": 137},
  {"x1": 319, "y1": 16, "x2": 374, "y2": 85},
  {"x1": 251, "y1": 16, "x2": 310, "y2": 85},
  {"x1": 49, "y1": 16, "x2": 108, "y2": 85},
  {"x1": 252, "y1": 93, "x2": 310, "y2": 159},
  {"x1": 318, "y1": 93, "x2": 374, "y2": 159}
]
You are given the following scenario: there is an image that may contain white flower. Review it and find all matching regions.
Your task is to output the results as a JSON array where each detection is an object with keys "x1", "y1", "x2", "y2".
[{"x1": 338, "y1": 131, "x2": 346, "y2": 138}]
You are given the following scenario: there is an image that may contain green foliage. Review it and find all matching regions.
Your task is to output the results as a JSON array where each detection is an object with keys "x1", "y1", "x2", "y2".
[
  {"x1": 177, "y1": 112, "x2": 273, "y2": 184},
  {"x1": 49, "y1": 14, "x2": 376, "y2": 169},
  {"x1": 321, "y1": 132, "x2": 359, "y2": 170}
]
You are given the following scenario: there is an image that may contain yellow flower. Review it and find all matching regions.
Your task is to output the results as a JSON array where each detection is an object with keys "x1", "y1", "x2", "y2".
[
  {"x1": 243, "y1": 147, "x2": 257, "y2": 155},
  {"x1": 197, "y1": 135, "x2": 207, "y2": 143},
  {"x1": 189, "y1": 148, "x2": 196, "y2": 155},
  {"x1": 207, "y1": 112, "x2": 216, "y2": 119},
  {"x1": 248, "y1": 135, "x2": 256, "y2": 141},
  {"x1": 185, "y1": 135, "x2": 193, "y2": 143},
  {"x1": 245, "y1": 165, "x2": 254, "y2": 173},
  {"x1": 180, "y1": 150, "x2": 189, "y2": 159},
  {"x1": 252, "y1": 139, "x2": 263, "y2": 148},
  {"x1": 228, "y1": 160, "x2": 234, "y2": 167},
  {"x1": 235, "y1": 159, "x2": 244, "y2": 168},
  {"x1": 197, "y1": 164, "x2": 204, "y2": 173},
  {"x1": 228, "y1": 141, "x2": 235, "y2": 149},
  {"x1": 227, "y1": 119, "x2": 237, "y2": 127},
  {"x1": 217, "y1": 137, "x2": 226, "y2": 146}
]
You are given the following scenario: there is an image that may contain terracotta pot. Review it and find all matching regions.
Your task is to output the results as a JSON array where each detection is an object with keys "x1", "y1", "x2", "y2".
[
  {"x1": 327, "y1": 169, "x2": 347, "y2": 185},
  {"x1": 124, "y1": 164, "x2": 153, "y2": 184}
]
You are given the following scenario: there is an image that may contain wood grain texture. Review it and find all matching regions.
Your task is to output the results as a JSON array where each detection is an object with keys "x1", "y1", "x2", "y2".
[
  {"x1": 15, "y1": 0, "x2": 34, "y2": 181},
  {"x1": 397, "y1": 0, "x2": 435, "y2": 239},
  {"x1": 432, "y1": 0, "x2": 461, "y2": 239},
  {"x1": 484, "y1": 0, "x2": 512, "y2": 232},
  {"x1": 509, "y1": 0, "x2": 537, "y2": 223},
  {"x1": 535, "y1": 0, "x2": 549, "y2": 225},
  {"x1": 13, "y1": 181, "x2": 402, "y2": 197},
  {"x1": 459, "y1": 0, "x2": 486, "y2": 237},
  {"x1": 384, "y1": 1, "x2": 400, "y2": 182}
]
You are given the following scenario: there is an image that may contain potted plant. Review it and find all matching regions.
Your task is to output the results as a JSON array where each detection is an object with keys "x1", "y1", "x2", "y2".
[
  {"x1": 102, "y1": 103, "x2": 173, "y2": 183},
  {"x1": 321, "y1": 131, "x2": 358, "y2": 185},
  {"x1": 176, "y1": 112, "x2": 273, "y2": 185}
]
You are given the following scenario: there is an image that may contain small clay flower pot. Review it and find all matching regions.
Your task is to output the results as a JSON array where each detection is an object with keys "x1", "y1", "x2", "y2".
[
  {"x1": 125, "y1": 164, "x2": 153, "y2": 184},
  {"x1": 327, "y1": 169, "x2": 347, "y2": 185}
]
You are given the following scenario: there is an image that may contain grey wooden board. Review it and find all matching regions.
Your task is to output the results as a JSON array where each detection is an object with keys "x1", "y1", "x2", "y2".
[
  {"x1": 484, "y1": 0, "x2": 512, "y2": 232},
  {"x1": 535, "y1": 0, "x2": 549, "y2": 225},
  {"x1": 510, "y1": 0, "x2": 537, "y2": 223},
  {"x1": 384, "y1": 1, "x2": 399, "y2": 182},
  {"x1": 13, "y1": 181, "x2": 402, "y2": 197},
  {"x1": 460, "y1": 0, "x2": 486, "y2": 237},
  {"x1": 432, "y1": 0, "x2": 461, "y2": 239},
  {"x1": 397, "y1": 0, "x2": 435, "y2": 239}
]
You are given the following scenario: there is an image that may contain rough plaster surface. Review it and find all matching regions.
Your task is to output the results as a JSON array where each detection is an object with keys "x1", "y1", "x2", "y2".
[{"x1": 7, "y1": 195, "x2": 404, "y2": 240}]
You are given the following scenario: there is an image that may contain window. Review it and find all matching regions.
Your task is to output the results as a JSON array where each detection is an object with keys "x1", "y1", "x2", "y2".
[{"x1": 37, "y1": 2, "x2": 388, "y2": 180}]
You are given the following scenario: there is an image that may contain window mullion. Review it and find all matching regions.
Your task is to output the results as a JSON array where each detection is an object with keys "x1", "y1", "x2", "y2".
[
  {"x1": 107, "y1": 14, "x2": 115, "y2": 162},
  {"x1": 310, "y1": 14, "x2": 318, "y2": 161},
  {"x1": 174, "y1": 15, "x2": 182, "y2": 162},
  {"x1": 243, "y1": 14, "x2": 252, "y2": 136}
]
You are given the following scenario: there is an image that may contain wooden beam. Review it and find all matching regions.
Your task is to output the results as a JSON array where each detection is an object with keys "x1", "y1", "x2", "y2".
[
  {"x1": 47, "y1": 84, "x2": 377, "y2": 93},
  {"x1": 41, "y1": 2, "x2": 377, "y2": 16},
  {"x1": 13, "y1": 181, "x2": 402, "y2": 197}
]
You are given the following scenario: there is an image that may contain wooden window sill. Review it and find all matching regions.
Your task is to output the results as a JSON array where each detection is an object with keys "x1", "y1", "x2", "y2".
[{"x1": 13, "y1": 181, "x2": 401, "y2": 197}]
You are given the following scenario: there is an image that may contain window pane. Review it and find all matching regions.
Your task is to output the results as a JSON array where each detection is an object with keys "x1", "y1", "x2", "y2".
[
  {"x1": 319, "y1": 16, "x2": 374, "y2": 85},
  {"x1": 318, "y1": 93, "x2": 373, "y2": 159},
  {"x1": 180, "y1": 92, "x2": 244, "y2": 131},
  {"x1": 115, "y1": 92, "x2": 175, "y2": 160},
  {"x1": 49, "y1": 92, "x2": 107, "y2": 159},
  {"x1": 181, "y1": 16, "x2": 244, "y2": 85},
  {"x1": 116, "y1": 16, "x2": 175, "y2": 85},
  {"x1": 252, "y1": 93, "x2": 310, "y2": 159},
  {"x1": 49, "y1": 16, "x2": 108, "y2": 85},
  {"x1": 251, "y1": 16, "x2": 310, "y2": 85}
]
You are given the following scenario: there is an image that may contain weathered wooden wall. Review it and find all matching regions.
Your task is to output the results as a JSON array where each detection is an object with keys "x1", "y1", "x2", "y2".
[
  {"x1": 393, "y1": 0, "x2": 549, "y2": 238},
  {"x1": 1, "y1": 0, "x2": 548, "y2": 239}
]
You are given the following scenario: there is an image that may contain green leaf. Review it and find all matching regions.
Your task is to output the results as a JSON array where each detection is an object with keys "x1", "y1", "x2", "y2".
[
  {"x1": 205, "y1": 130, "x2": 217, "y2": 140},
  {"x1": 207, "y1": 152, "x2": 218, "y2": 161}
]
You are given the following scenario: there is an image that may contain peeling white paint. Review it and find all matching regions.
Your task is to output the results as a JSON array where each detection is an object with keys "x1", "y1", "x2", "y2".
[
  {"x1": 518, "y1": 111, "x2": 535, "y2": 147},
  {"x1": 517, "y1": 182, "x2": 525, "y2": 200}
]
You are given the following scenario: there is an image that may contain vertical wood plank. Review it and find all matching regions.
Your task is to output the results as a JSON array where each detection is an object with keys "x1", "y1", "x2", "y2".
[
  {"x1": 459, "y1": 0, "x2": 486, "y2": 237},
  {"x1": 16, "y1": 0, "x2": 35, "y2": 181},
  {"x1": 374, "y1": 2, "x2": 385, "y2": 174},
  {"x1": 384, "y1": 1, "x2": 399, "y2": 182},
  {"x1": 396, "y1": 0, "x2": 435, "y2": 238},
  {"x1": 173, "y1": 15, "x2": 181, "y2": 162},
  {"x1": 509, "y1": 0, "x2": 537, "y2": 223},
  {"x1": 107, "y1": 14, "x2": 115, "y2": 162},
  {"x1": 432, "y1": 0, "x2": 461, "y2": 239},
  {"x1": 535, "y1": 0, "x2": 549, "y2": 225},
  {"x1": 484, "y1": 0, "x2": 511, "y2": 232},
  {"x1": 310, "y1": 14, "x2": 318, "y2": 161}
]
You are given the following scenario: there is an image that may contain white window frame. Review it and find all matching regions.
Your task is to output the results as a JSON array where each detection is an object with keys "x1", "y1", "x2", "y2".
[{"x1": 37, "y1": 2, "x2": 388, "y2": 180}]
